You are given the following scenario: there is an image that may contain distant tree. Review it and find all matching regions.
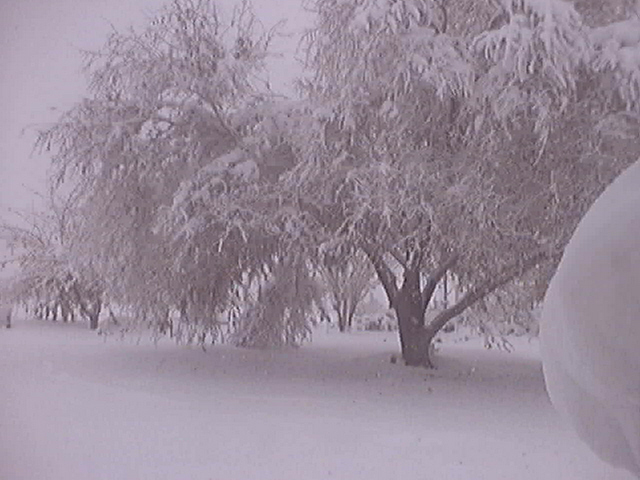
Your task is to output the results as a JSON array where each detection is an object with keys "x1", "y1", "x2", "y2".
[
  {"x1": 0, "y1": 186, "x2": 105, "y2": 329},
  {"x1": 317, "y1": 246, "x2": 375, "y2": 332}
]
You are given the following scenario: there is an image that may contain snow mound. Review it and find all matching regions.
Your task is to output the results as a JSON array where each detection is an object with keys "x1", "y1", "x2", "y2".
[{"x1": 541, "y1": 159, "x2": 640, "y2": 477}]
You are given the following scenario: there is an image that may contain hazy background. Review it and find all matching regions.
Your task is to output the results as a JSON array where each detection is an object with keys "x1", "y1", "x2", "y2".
[{"x1": 0, "y1": 0, "x2": 311, "y2": 220}]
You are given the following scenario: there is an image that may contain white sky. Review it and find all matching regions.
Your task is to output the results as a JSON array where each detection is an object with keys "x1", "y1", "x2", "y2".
[{"x1": 0, "y1": 0, "x2": 312, "y2": 220}]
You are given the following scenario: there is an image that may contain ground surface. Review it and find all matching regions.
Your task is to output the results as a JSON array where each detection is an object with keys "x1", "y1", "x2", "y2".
[{"x1": 0, "y1": 318, "x2": 634, "y2": 480}]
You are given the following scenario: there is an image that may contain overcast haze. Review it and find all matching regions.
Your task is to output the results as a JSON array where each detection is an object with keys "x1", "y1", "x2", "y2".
[{"x1": 0, "y1": 0, "x2": 311, "y2": 219}]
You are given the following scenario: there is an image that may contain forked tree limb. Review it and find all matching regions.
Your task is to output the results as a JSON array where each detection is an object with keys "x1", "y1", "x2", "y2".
[
  {"x1": 421, "y1": 254, "x2": 458, "y2": 312},
  {"x1": 361, "y1": 243, "x2": 399, "y2": 305},
  {"x1": 426, "y1": 250, "x2": 551, "y2": 335}
]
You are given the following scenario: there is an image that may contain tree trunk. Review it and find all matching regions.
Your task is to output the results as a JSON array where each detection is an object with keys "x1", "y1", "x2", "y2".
[
  {"x1": 346, "y1": 301, "x2": 357, "y2": 330},
  {"x1": 394, "y1": 258, "x2": 437, "y2": 367},
  {"x1": 362, "y1": 246, "x2": 464, "y2": 367},
  {"x1": 89, "y1": 312, "x2": 99, "y2": 330},
  {"x1": 85, "y1": 299, "x2": 102, "y2": 330},
  {"x1": 394, "y1": 289, "x2": 434, "y2": 367},
  {"x1": 337, "y1": 301, "x2": 348, "y2": 332},
  {"x1": 338, "y1": 318, "x2": 346, "y2": 332},
  {"x1": 364, "y1": 243, "x2": 551, "y2": 369}
]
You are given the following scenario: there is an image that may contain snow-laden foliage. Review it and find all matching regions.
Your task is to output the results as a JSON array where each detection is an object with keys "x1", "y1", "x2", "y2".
[
  {"x1": 231, "y1": 256, "x2": 323, "y2": 348},
  {"x1": 38, "y1": 0, "x2": 300, "y2": 343},
  {"x1": 472, "y1": 0, "x2": 589, "y2": 142},
  {"x1": 153, "y1": 97, "x2": 326, "y2": 347},
  {"x1": 304, "y1": 0, "x2": 473, "y2": 137},
  {"x1": 34, "y1": 0, "x2": 640, "y2": 366},
  {"x1": 0, "y1": 188, "x2": 104, "y2": 328},
  {"x1": 591, "y1": 18, "x2": 640, "y2": 110},
  {"x1": 573, "y1": 0, "x2": 638, "y2": 27},
  {"x1": 294, "y1": 0, "x2": 640, "y2": 366}
]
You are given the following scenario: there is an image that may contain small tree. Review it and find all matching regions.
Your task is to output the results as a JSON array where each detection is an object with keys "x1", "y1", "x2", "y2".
[
  {"x1": 0, "y1": 186, "x2": 105, "y2": 329},
  {"x1": 318, "y1": 246, "x2": 375, "y2": 332}
]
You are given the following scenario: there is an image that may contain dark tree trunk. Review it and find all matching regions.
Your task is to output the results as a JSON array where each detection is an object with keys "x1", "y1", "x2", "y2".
[
  {"x1": 363, "y1": 243, "x2": 551, "y2": 369},
  {"x1": 179, "y1": 297, "x2": 189, "y2": 324},
  {"x1": 89, "y1": 312, "x2": 99, "y2": 330},
  {"x1": 337, "y1": 301, "x2": 348, "y2": 332},
  {"x1": 335, "y1": 298, "x2": 357, "y2": 333},
  {"x1": 346, "y1": 302, "x2": 356, "y2": 330},
  {"x1": 363, "y1": 244, "x2": 466, "y2": 368},
  {"x1": 60, "y1": 293, "x2": 72, "y2": 323},
  {"x1": 395, "y1": 296, "x2": 434, "y2": 367},
  {"x1": 158, "y1": 308, "x2": 173, "y2": 336},
  {"x1": 85, "y1": 299, "x2": 102, "y2": 330},
  {"x1": 394, "y1": 267, "x2": 434, "y2": 367}
]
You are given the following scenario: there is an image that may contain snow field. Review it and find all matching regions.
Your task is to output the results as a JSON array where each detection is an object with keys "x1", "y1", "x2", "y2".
[{"x1": 0, "y1": 318, "x2": 634, "y2": 480}]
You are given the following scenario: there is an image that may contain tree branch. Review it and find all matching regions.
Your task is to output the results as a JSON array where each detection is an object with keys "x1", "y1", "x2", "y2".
[
  {"x1": 389, "y1": 247, "x2": 408, "y2": 269},
  {"x1": 433, "y1": 0, "x2": 448, "y2": 34},
  {"x1": 361, "y1": 243, "x2": 398, "y2": 306},
  {"x1": 426, "y1": 250, "x2": 550, "y2": 335},
  {"x1": 421, "y1": 254, "x2": 458, "y2": 311}
]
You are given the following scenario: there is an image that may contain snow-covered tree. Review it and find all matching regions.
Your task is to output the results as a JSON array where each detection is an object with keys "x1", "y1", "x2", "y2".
[
  {"x1": 36, "y1": 0, "x2": 640, "y2": 367},
  {"x1": 156, "y1": 96, "x2": 324, "y2": 345},
  {"x1": 317, "y1": 246, "x2": 375, "y2": 332},
  {"x1": 294, "y1": 0, "x2": 640, "y2": 366},
  {"x1": 0, "y1": 186, "x2": 104, "y2": 329},
  {"x1": 38, "y1": 0, "x2": 290, "y2": 341}
]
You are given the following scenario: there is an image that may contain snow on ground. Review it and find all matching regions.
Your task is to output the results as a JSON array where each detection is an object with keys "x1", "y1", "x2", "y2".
[{"x1": 0, "y1": 317, "x2": 634, "y2": 480}]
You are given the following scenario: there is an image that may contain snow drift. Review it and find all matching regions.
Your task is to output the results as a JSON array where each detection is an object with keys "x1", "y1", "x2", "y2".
[{"x1": 541, "y1": 159, "x2": 640, "y2": 477}]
